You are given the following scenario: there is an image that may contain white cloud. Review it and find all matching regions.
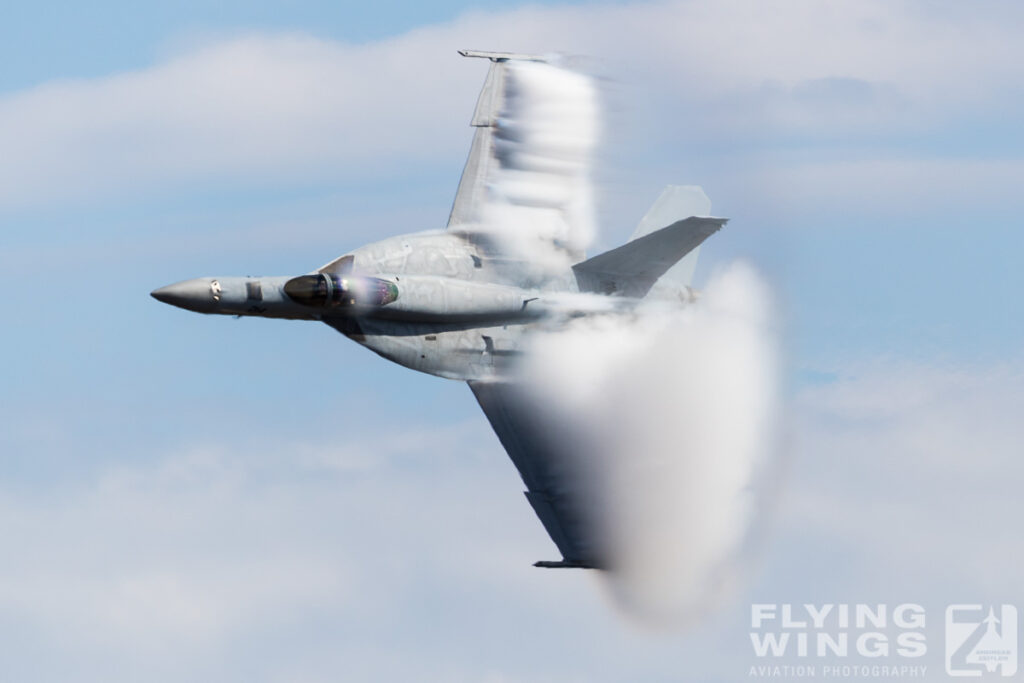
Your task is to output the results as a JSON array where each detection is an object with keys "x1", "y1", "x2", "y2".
[
  {"x1": 2, "y1": 358, "x2": 1015, "y2": 679},
  {"x1": 0, "y1": 412, "x2": 761, "y2": 682},
  {"x1": 1, "y1": 1, "x2": 1022, "y2": 211},
  {"x1": 0, "y1": 34, "x2": 474, "y2": 208},
  {"x1": 0, "y1": 446, "x2": 347, "y2": 650},
  {"x1": 762, "y1": 158, "x2": 1024, "y2": 216},
  {"x1": 0, "y1": 422, "x2": 591, "y2": 678},
  {"x1": 2, "y1": 358, "x2": 1022, "y2": 680},
  {"x1": 781, "y1": 359, "x2": 1024, "y2": 596}
]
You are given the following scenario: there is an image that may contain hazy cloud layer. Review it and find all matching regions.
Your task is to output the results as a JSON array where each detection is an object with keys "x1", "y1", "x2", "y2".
[
  {"x1": 788, "y1": 360, "x2": 1024, "y2": 593},
  {"x1": 1, "y1": 0, "x2": 1022, "y2": 212},
  {"x1": 1, "y1": 359, "x2": 1021, "y2": 680}
]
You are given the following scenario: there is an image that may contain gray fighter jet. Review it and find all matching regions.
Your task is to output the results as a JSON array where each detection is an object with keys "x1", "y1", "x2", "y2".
[{"x1": 152, "y1": 50, "x2": 726, "y2": 569}]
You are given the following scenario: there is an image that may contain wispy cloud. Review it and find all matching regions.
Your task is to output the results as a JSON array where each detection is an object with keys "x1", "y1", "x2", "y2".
[
  {"x1": 0, "y1": 422, "x2": 577, "y2": 677},
  {"x1": 782, "y1": 359, "x2": 1024, "y2": 594},
  {"x1": 3, "y1": 358, "x2": 1021, "y2": 679},
  {"x1": 1, "y1": 1, "x2": 1022, "y2": 212}
]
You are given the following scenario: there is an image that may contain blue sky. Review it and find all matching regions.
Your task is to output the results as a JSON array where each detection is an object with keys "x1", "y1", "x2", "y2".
[{"x1": 1, "y1": 1, "x2": 1022, "y2": 681}]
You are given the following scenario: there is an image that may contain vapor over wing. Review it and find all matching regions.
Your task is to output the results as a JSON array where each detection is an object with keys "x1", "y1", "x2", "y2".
[{"x1": 448, "y1": 52, "x2": 599, "y2": 264}]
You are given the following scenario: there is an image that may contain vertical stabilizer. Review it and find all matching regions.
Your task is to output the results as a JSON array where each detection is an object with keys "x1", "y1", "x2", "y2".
[{"x1": 633, "y1": 186, "x2": 712, "y2": 287}]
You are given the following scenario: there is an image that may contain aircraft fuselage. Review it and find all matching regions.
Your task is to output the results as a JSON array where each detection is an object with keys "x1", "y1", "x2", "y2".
[{"x1": 152, "y1": 230, "x2": 616, "y2": 380}]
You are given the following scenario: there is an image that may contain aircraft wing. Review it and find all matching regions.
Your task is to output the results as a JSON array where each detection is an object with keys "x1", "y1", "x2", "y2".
[
  {"x1": 448, "y1": 50, "x2": 598, "y2": 263},
  {"x1": 468, "y1": 380, "x2": 603, "y2": 568},
  {"x1": 447, "y1": 51, "x2": 537, "y2": 228}
]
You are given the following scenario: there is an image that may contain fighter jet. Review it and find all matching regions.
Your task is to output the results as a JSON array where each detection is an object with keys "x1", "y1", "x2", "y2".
[{"x1": 152, "y1": 50, "x2": 726, "y2": 569}]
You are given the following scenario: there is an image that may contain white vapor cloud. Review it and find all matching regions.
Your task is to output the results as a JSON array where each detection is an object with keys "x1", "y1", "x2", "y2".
[
  {"x1": 479, "y1": 60, "x2": 600, "y2": 272},
  {"x1": 522, "y1": 262, "x2": 779, "y2": 624}
]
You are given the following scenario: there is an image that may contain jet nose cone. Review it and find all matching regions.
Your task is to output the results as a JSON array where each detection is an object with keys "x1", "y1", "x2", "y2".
[
  {"x1": 150, "y1": 284, "x2": 181, "y2": 304},
  {"x1": 151, "y1": 278, "x2": 217, "y2": 312}
]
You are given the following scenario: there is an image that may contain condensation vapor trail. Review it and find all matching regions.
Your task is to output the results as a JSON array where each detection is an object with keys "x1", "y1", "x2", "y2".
[
  {"x1": 480, "y1": 59, "x2": 599, "y2": 272},
  {"x1": 522, "y1": 263, "x2": 779, "y2": 625},
  {"x1": 481, "y1": 58, "x2": 779, "y2": 625}
]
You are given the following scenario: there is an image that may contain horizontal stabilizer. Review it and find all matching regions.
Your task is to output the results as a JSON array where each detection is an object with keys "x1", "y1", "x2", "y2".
[{"x1": 573, "y1": 216, "x2": 727, "y2": 298}]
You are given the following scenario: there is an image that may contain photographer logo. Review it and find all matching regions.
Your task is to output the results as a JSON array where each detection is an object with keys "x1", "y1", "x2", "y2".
[{"x1": 945, "y1": 605, "x2": 1017, "y2": 677}]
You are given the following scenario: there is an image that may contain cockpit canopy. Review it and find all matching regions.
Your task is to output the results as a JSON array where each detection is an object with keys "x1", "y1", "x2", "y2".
[{"x1": 284, "y1": 273, "x2": 399, "y2": 308}]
